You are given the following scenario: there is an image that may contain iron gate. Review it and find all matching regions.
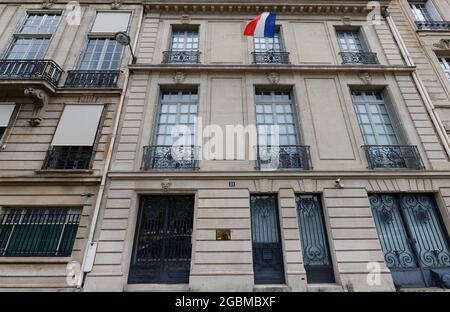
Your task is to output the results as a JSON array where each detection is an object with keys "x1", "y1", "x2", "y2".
[
  {"x1": 295, "y1": 195, "x2": 335, "y2": 283},
  {"x1": 370, "y1": 194, "x2": 450, "y2": 288},
  {"x1": 128, "y1": 196, "x2": 194, "y2": 284},
  {"x1": 251, "y1": 195, "x2": 285, "y2": 284}
]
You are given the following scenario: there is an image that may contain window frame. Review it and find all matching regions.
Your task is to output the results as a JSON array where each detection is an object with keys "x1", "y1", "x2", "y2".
[
  {"x1": 168, "y1": 26, "x2": 200, "y2": 52},
  {"x1": 335, "y1": 27, "x2": 369, "y2": 53},
  {"x1": 3, "y1": 12, "x2": 62, "y2": 60},
  {"x1": 253, "y1": 26, "x2": 285, "y2": 53}
]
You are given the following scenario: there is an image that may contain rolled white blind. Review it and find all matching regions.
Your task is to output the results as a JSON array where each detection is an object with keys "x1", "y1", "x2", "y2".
[
  {"x1": 91, "y1": 12, "x2": 131, "y2": 33},
  {"x1": 52, "y1": 105, "x2": 103, "y2": 146},
  {"x1": 0, "y1": 104, "x2": 15, "y2": 127}
]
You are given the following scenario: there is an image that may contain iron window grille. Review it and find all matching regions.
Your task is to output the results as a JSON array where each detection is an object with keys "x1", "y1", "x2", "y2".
[
  {"x1": 255, "y1": 145, "x2": 312, "y2": 170},
  {"x1": 337, "y1": 30, "x2": 379, "y2": 65},
  {"x1": 64, "y1": 70, "x2": 120, "y2": 88},
  {"x1": 43, "y1": 146, "x2": 94, "y2": 170},
  {"x1": 0, "y1": 208, "x2": 80, "y2": 257},
  {"x1": 410, "y1": 2, "x2": 449, "y2": 29},
  {"x1": 252, "y1": 31, "x2": 290, "y2": 64},
  {"x1": 0, "y1": 59, "x2": 63, "y2": 87},
  {"x1": 163, "y1": 29, "x2": 200, "y2": 64},
  {"x1": 363, "y1": 145, "x2": 425, "y2": 170},
  {"x1": 141, "y1": 145, "x2": 199, "y2": 170}
]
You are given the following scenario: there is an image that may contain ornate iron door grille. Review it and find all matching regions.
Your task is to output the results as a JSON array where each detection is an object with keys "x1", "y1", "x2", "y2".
[
  {"x1": 129, "y1": 196, "x2": 194, "y2": 284},
  {"x1": 370, "y1": 194, "x2": 450, "y2": 288},
  {"x1": 295, "y1": 195, "x2": 335, "y2": 283},
  {"x1": 251, "y1": 195, "x2": 285, "y2": 284}
]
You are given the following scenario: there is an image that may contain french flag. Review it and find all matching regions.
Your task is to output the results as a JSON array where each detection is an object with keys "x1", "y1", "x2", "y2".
[{"x1": 244, "y1": 12, "x2": 276, "y2": 37}]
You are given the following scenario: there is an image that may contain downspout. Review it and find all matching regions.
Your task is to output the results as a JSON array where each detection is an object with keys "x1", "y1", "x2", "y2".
[
  {"x1": 76, "y1": 6, "x2": 144, "y2": 289},
  {"x1": 384, "y1": 12, "x2": 450, "y2": 158}
]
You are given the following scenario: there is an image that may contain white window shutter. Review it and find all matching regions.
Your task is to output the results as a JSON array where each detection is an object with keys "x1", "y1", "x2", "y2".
[
  {"x1": 0, "y1": 104, "x2": 15, "y2": 127},
  {"x1": 425, "y1": 1, "x2": 443, "y2": 21},
  {"x1": 91, "y1": 12, "x2": 131, "y2": 33},
  {"x1": 52, "y1": 105, "x2": 103, "y2": 146}
]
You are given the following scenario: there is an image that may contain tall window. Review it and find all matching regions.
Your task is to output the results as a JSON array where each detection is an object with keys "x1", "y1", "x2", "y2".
[
  {"x1": 170, "y1": 30, "x2": 199, "y2": 52},
  {"x1": 0, "y1": 208, "x2": 81, "y2": 257},
  {"x1": 351, "y1": 91, "x2": 399, "y2": 145},
  {"x1": 438, "y1": 57, "x2": 450, "y2": 81},
  {"x1": 79, "y1": 38, "x2": 123, "y2": 70},
  {"x1": 336, "y1": 30, "x2": 364, "y2": 53},
  {"x1": 255, "y1": 91, "x2": 298, "y2": 146},
  {"x1": 155, "y1": 90, "x2": 198, "y2": 146},
  {"x1": 410, "y1": 1, "x2": 442, "y2": 22},
  {"x1": 6, "y1": 13, "x2": 61, "y2": 60},
  {"x1": 254, "y1": 31, "x2": 283, "y2": 53},
  {"x1": 0, "y1": 104, "x2": 15, "y2": 142}
]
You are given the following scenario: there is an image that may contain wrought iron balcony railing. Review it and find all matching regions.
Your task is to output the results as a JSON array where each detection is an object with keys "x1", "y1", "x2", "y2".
[
  {"x1": 0, "y1": 211, "x2": 80, "y2": 257},
  {"x1": 415, "y1": 21, "x2": 450, "y2": 30},
  {"x1": 142, "y1": 145, "x2": 199, "y2": 170},
  {"x1": 256, "y1": 145, "x2": 312, "y2": 170},
  {"x1": 340, "y1": 52, "x2": 379, "y2": 65},
  {"x1": 252, "y1": 51, "x2": 290, "y2": 64},
  {"x1": 64, "y1": 70, "x2": 120, "y2": 88},
  {"x1": 0, "y1": 59, "x2": 63, "y2": 87},
  {"x1": 162, "y1": 51, "x2": 201, "y2": 64},
  {"x1": 43, "y1": 146, "x2": 93, "y2": 170},
  {"x1": 363, "y1": 145, "x2": 424, "y2": 170}
]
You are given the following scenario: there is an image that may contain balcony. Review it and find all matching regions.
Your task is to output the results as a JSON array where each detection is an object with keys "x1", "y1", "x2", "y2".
[
  {"x1": 43, "y1": 146, "x2": 93, "y2": 170},
  {"x1": 340, "y1": 52, "x2": 379, "y2": 65},
  {"x1": 363, "y1": 145, "x2": 424, "y2": 170},
  {"x1": 64, "y1": 70, "x2": 120, "y2": 88},
  {"x1": 256, "y1": 145, "x2": 312, "y2": 170},
  {"x1": 252, "y1": 51, "x2": 290, "y2": 64},
  {"x1": 162, "y1": 51, "x2": 201, "y2": 64},
  {"x1": 0, "y1": 59, "x2": 62, "y2": 87},
  {"x1": 415, "y1": 21, "x2": 450, "y2": 30},
  {"x1": 141, "y1": 145, "x2": 199, "y2": 170}
]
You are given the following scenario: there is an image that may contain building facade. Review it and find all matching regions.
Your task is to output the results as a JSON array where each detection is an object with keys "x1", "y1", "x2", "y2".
[{"x1": 1, "y1": 0, "x2": 450, "y2": 292}]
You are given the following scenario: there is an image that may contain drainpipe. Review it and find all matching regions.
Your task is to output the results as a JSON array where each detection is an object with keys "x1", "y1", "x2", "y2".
[
  {"x1": 384, "y1": 12, "x2": 450, "y2": 158},
  {"x1": 76, "y1": 6, "x2": 144, "y2": 289}
]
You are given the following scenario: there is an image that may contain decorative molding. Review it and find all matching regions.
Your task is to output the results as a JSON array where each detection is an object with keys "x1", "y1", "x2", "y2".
[
  {"x1": 144, "y1": 2, "x2": 389, "y2": 15},
  {"x1": 112, "y1": 0, "x2": 122, "y2": 9},
  {"x1": 433, "y1": 39, "x2": 450, "y2": 50},
  {"x1": 42, "y1": 0, "x2": 55, "y2": 9},
  {"x1": 173, "y1": 71, "x2": 186, "y2": 84},
  {"x1": 267, "y1": 72, "x2": 280, "y2": 84},
  {"x1": 342, "y1": 16, "x2": 352, "y2": 25},
  {"x1": 161, "y1": 179, "x2": 172, "y2": 192},
  {"x1": 359, "y1": 72, "x2": 372, "y2": 85},
  {"x1": 181, "y1": 14, "x2": 191, "y2": 24},
  {"x1": 24, "y1": 88, "x2": 48, "y2": 126}
]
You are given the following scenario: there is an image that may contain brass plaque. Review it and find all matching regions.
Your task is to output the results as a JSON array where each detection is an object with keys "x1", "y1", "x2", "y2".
[{"x1": 216, "y1": 229, "x2": 231, "y2": 241}]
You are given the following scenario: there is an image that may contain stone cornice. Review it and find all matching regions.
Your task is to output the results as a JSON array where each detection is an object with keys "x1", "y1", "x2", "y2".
[{"x1": 143, "y1": 1, "x2": 390, "y2": 15}]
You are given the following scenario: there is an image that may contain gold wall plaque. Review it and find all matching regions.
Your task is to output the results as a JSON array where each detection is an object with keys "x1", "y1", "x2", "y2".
[{"x1": 216, "y1": 229, "x2": 231, "y2": 241}]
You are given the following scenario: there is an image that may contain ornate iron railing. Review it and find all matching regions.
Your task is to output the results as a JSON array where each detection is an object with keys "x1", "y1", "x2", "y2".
[
  {"x1": 141, "y1": 145, "x2": 199, "y2": 170},
  {"x1": 256, "y1": 145, "x2": 312, "y2": 170},
  {"x1": 340, "y1": 52, "x2": 379, "y2": 65},
  {"x1": 415, "y1": 21, "x2": 450, "y2": 30},
  {"x1": 64, "y1": 70, "x2": 120, "y2": 88},
  {"x1": 162, "y1": 51, "x2": 201, "y2": 64},
  {"x1": 252, "y1": 51, "x2": 290, "y2": 64},
  {"x1": 0, "y1": 59, "x2": 63, "y2": 86},
  {"x1": 363, "y1": 145, "x2": 424, "y2": 170},
  {"x1": 43, "y1": 146, "x2": 93, "y2": 170},
  {"x1": 0, "y1": 211, "x2": 80, "y2": 257}
]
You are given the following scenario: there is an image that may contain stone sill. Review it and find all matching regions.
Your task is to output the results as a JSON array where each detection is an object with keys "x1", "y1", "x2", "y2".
[
  {"x1": 307, "y1": 283, "x2": 344, "y2": 292},
  {"x1": 253, "y1": 284, "x2": 290, "y2": 292},
  {"x1": 35, "y1": 169, "x2": 94, "y2": 175},
  {"x1": 0, "y1": 257, "x2": 72, "y2": 264},
  {"x1": 124, "y1": 284, "x2": 189, "y2": 292}
]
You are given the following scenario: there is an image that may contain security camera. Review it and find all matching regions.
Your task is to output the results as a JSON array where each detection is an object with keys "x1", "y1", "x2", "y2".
[{"x1": 335, "y1": 178, "x2": 344, "y2": 189}]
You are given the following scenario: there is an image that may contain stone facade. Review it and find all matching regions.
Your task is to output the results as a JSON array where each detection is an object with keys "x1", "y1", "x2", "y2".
[{"x1": 0, "y1": 0, "x2": 450, "y2": 292}]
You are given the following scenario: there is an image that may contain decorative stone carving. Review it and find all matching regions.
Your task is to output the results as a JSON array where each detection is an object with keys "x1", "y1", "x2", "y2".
[
  {"x1": 24, "y1": 88, "x2": 48, "y2": 126},
  {"x1": 111, "y1": 0, "x2": 122, "y2": 9},
  {"x1": 267, "y1": 72, "x2": 280, "y2": 84},
  {"x1": 359, "y1": 72, "x2": 372, "y2": 85},
  {"x1": 42, "y1": 0, "x2": 55, "y2": 9},
  {"x1": 173, "y1": 72, "x2": 186, "y2": 84},
  {"x1": 161, "y1": 179, "x2": 172, "y2": 192},
  {"x1": 181, "y1": 14, "x2": 191, "y2": 24},
  {"x1": 433, "y1": 39, "x2": 450, "y2": 50},
  {"x1": 342, "y1": 16, "x2": 352, "y2": 25}
]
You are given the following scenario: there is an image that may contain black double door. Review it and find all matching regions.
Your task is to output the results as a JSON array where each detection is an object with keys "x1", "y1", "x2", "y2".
[
  {"x1": 129, "y1": 196, "x2": 194, "y2": 284},
  {"x1": 251, "y1": 195, "x2": 285, "y2": 284},
  {"x1": 370, "y1": 194, "x2": 450, "y2": 288}
]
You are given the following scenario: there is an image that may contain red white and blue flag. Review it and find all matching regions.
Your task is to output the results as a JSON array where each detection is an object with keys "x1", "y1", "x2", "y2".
[{"x1": 244, "y1": 12, "x2": 276, "y2": 38}]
